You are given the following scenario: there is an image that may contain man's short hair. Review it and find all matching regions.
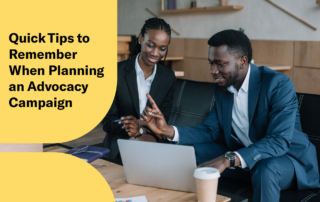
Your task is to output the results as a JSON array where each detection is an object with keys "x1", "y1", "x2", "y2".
[{"x1": 208, "y1": 29, "x2": 252, "y2": 63}]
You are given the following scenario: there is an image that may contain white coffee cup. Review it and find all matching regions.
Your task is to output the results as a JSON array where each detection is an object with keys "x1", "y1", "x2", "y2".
[{"x1": 194, "y1": 167, "x2": 220, "y2": 202}]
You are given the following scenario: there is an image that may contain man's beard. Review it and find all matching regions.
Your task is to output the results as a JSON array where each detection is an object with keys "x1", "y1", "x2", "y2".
[{"x1": 217, "y1": 63, "x2": 240, "y2": 92}]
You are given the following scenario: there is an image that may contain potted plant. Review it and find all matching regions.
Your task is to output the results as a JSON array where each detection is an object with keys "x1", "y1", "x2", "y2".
[{"x1": 220, "y1": 0, "x2": 228, "y2": 6}]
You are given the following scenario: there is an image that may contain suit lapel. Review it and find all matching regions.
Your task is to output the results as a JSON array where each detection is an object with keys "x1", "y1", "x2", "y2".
[
  {"x1": 222, "y1": 90, "x2": 234, "y2": 150},
  {"x1": 221, "y1": 64, "x2": 262, "y2": 148},
  {"x1": 248, "y1": 64, "x2": 262, "y2": 127},
  {"x1": 124, "y1": 57, "x2": 140, "y2": 117},
  {"x1": 147, "y1": 64, "x2": 163, "y2": 107}
]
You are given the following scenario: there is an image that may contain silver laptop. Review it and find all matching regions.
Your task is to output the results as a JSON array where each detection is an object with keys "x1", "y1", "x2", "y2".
[{"x1": 118, "y1": 139, "x2": 197, "y2": 193}]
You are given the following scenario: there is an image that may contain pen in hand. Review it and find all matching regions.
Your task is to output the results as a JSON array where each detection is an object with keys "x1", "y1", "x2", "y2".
[{"x1": 113, "y1": 119, "x2": 122, "y2": 123}]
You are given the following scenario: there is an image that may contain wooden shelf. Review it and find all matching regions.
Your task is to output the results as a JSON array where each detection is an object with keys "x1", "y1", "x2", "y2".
[
  {"x1": 158, "y1": 6, "x2": 243, "y2": 14},
  {"x1": 117, "y1": 36, "x2": 131, "y2": 42},
  {"x1": 317, "y1": 0, "x2": 320, "y2": 4},
  {"x1": 162, "y1": 56, "x2": 184, "y2": 61},
  {"x1": 174, "y1": 71, "x2": 184, "y2": 77},
  {"x1": 117, "y1": 50, "x2": 130, "y2": 54},
  {"x1": 256, "y1": 63, "x2": 292, "y2": 71}
]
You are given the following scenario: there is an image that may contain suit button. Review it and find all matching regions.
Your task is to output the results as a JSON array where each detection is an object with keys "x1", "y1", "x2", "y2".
[{"x1": 253, "y1": 154, "x2": 261, "y2": 160}]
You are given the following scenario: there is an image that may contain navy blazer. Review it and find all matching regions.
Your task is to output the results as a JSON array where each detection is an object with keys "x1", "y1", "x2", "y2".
[
  {"x1": 177, "y1": 64, "x2": 319, "y2": 190},
  {"x1": 102, "y1": 57, "x2": 176, "y2": 159}
]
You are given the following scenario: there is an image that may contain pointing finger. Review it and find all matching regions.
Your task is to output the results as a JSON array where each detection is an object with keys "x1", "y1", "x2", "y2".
[
  {"x1": 147, "y1": 94, "x2": 160, "y2": 112},
  {"x1": 145, "y1": 106, "x2": 153, "y2": 112},
  {"x1": 147, "y1": 112, "x2": 164, "y2": 119}
]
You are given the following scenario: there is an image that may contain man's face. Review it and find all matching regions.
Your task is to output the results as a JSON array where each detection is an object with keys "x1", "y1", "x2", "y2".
[{"x1": 208, "y1": 45, "x2": 241, "y2": 91}]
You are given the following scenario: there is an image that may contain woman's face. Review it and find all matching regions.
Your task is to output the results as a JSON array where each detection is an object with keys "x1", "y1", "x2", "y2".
[{"x1": 139, "y1": 29, "x2": 170, "y2": 67}]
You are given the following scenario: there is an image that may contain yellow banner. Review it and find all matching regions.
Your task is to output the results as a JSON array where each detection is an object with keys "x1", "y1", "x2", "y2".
[
  {"x1": 0, "y1": 153, "x2": 114, "y2": 201},
  {"x1": 0, "y1": 0, "x2": 117, "y2": 143}
]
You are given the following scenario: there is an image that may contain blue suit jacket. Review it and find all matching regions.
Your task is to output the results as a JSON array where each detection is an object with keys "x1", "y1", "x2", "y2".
[{"x1": 177, "y1": 64, "x2": 319, "y2": 190}]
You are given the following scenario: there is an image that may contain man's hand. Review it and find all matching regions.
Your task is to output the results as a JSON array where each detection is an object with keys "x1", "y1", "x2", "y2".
[
  {"x1": 198, "y1": 155, "x2": 230, "y2": 173},
  {"x1": 198, "y1": 154, "x2": 242, "y2": 173},
  {"x1": 118, "y1": 116, "x2": 140, "y2": 137},
  {"x1": 141, "y1": 94, "x2": 175, "y2": 139}
]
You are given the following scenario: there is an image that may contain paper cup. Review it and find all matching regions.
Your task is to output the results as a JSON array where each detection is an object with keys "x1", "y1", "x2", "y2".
[{"x1": 194, "y1": 167, "x2": 220, "y2": 202}]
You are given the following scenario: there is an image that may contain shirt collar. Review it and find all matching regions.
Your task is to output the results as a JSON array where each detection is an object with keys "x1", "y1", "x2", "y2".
[
  {"x1": 135, "y1": 53, "x2": 157, "y2": 80},
  {"x1": 227, "y1": 64, "x2": 251, "y2": 94}
]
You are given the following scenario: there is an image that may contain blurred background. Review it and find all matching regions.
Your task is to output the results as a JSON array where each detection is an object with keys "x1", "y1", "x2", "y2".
[{"x1": 61, "y1": 0, "x2": 320, "y2": 148}]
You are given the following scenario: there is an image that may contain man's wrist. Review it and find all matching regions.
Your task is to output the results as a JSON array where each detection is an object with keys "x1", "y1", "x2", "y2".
[
  {"x1": 162, "y1": 125, "x2": 175, "y2": 139},
  {"x1": 224, "y1": 152, "x2": 241, "y2": 168},
  {"x1": 224, "y1": 158, "x2": 231, "y2": 168},
  {"x1": 234, "y1": 153, "x2": 241, "y2": 167},
  {"x1": 225, "y1": 151, "x2": 237, "y2": 169}
]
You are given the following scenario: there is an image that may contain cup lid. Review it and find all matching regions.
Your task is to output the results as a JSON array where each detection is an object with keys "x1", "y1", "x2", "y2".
[{"x1": 193, "y1": 167, "x2": 220, "y2": 180}]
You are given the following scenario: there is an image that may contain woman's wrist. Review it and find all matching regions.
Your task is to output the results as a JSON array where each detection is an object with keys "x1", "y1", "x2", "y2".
[
  {"x1": 137, "y1": 119, "x2": 147, "y2": 127},
  {"x1": 135, "y1": 129, "x2": 141, "y2": 137},
  {"x1": 142, "y1": 127, "x2": 150, "y2": 134}
]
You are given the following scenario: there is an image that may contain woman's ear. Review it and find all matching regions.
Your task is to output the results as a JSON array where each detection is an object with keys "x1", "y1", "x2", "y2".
[{"x1": 138, "y1": 33, "x2": 142, "y2": 44}]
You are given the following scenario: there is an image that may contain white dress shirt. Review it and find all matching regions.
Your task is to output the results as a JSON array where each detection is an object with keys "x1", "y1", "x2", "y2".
[
  {"x1": 135, "y1": 53, "x2": 157, "y2": 116},
  {"x1": 171, "y1": 65, "x2": 252, "y2": 169}
]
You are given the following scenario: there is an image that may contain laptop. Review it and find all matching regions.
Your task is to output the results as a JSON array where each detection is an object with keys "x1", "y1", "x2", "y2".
[{"x1": 118, "y1": 139, "x2": 197, "y2": 193}]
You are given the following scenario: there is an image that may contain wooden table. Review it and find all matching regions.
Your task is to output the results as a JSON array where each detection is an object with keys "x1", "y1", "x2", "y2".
[
  {"x1": 0, "y1": 144, "x2": 42, "y2": 152},
  {"x1": 45, "y1": 145, "x2": 231, "y2": 202}
]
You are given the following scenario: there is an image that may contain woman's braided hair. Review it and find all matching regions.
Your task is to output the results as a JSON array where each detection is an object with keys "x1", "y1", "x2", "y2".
[{"x1": 128, "y1": 17, "x2": 171, "y2": 63}]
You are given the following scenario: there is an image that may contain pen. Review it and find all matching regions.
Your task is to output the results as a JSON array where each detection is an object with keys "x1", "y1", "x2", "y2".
[{"x1": 113, "y1": 119, "x2": 122, "y2": 123}]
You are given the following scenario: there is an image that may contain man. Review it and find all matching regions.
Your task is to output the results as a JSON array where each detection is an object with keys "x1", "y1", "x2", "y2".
[{"x1": 137, "y1": 30, "x2": 319, "y2": 202}]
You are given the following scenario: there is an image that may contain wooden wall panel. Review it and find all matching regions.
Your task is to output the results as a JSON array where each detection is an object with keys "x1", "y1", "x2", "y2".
[
  {"x1": 251, "y1": 40, "x2": 294, "y2": 65},
  {"x1": 171, "y1": 60, "x2": 184, "y2": 71},
  {"x1": 294, "y1": 41, "x2": 320, "y2": 68},
  {"x1": 168, "y1": 39, "x2": 320, "y2": 96},
  {"x1": 294, "y1": 67, "x2": 320, "y2": 95},
  {"x1": 117, "y1": 42, "x2": 129, "y2": 52},
  {"x1": 117, "y1": 36, "x2": 131, "y2": 62},
  {"x1": 117, "y1": 36, "x2": 131, "y2": 42},
  {"x1": 0, "y1": 144, "x2": 43, "y2": 152},
  {"x1": 182, "y1": 58, "x2": 214, "y2": 83},
  {"x1": 167, "y1": 38, "x2": 185, "y2": 57},
  {"x1": 185, "y1": 39, "x2": 209, "y2": 59},
  {"x1": 277, "y1": 69, "x2": 293, "y2": 81}
]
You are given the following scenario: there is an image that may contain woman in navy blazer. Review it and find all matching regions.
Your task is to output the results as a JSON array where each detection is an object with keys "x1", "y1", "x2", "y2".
[{"x1": 102, "y1": 18, "x2": 176, "y2": 159}]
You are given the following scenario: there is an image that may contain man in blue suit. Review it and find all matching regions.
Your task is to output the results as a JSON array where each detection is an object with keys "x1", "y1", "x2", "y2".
[{"x1": 135, "y1": 30, "x2": 319, "y2": 202}]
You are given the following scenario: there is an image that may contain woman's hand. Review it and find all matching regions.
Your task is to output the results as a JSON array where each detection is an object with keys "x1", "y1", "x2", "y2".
[
  {"x1": 118, "y1": 116, "x2": 140, "y2": 137},
  {"x1": 137, "y1": 119, "x2": 147, "y2": 127}
]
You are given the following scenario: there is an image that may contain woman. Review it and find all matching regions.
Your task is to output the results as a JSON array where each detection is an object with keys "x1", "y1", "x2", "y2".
[{"x1": 102, "y1": 18, "x2": 176, "y2": 159}]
